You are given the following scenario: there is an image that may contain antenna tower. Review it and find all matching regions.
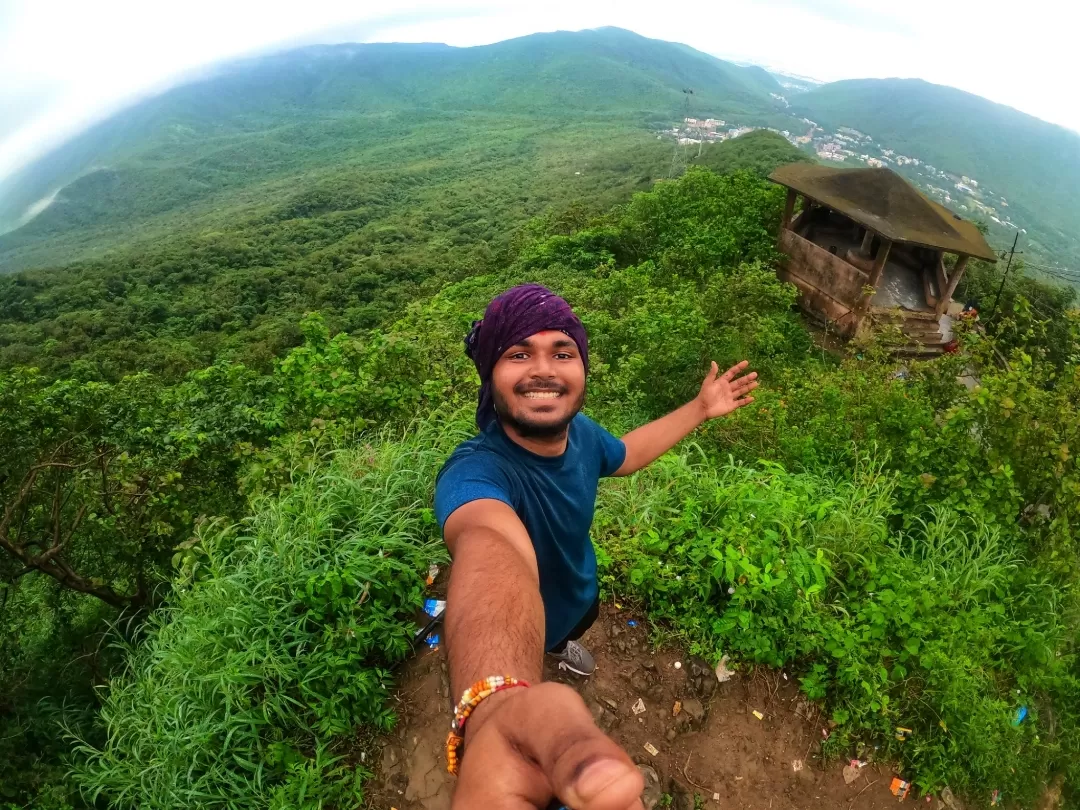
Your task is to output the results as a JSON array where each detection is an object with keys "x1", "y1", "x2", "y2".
[{"x1": 668, "y1": 89, "x2": 694, "y2": 179}]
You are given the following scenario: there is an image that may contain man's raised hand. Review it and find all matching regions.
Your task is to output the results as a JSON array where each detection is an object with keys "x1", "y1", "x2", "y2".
[{"x1": 697, "y1": 360, "x2": 758, "y2": 420}]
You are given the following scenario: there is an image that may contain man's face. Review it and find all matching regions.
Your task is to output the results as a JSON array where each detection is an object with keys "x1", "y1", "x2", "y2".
[{"x1": 491, "y1": 330, "x2": 586, "y2": 438}]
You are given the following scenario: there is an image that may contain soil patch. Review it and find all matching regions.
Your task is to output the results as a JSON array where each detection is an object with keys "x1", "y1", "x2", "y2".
[{"x1": 370, "y1": 605, "x2": 904, "y2": 810}]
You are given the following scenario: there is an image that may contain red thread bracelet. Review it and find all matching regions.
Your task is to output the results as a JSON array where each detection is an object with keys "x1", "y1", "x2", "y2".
[{"x1": 446, "y1": 675, "x2": 530, "y2": 775}]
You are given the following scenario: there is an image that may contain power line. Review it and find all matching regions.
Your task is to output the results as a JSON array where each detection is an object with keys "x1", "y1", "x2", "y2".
[{"x1": 988, "y1": 232, "x2": 1019, "y2": 319}]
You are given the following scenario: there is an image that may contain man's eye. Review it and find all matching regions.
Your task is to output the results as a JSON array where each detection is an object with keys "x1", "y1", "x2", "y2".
[
  {"x1": 555, "y1": 353, "x2": 572, "y2": 360},
  {"x1": 510, "y1": 352, "x2": 528, "y2": 360}
]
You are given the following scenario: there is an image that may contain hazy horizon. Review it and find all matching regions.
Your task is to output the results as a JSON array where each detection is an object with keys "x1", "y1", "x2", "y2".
[{"x1": 2, "y1": 0, "x2": 1077, "y2": 188}]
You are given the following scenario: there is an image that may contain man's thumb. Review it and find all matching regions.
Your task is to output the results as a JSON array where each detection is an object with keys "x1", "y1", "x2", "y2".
[
  {"x1": 523, "y1": 684, "x2": 644, "y2": 809},
  {"x1": 562, "y1": 758, "x2": 644, "y2": 809}
]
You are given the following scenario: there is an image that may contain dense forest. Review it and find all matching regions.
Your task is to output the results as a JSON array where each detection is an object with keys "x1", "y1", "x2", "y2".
[{"x1": 2, "y1": 25, "x2": 1080, "y2": 810}]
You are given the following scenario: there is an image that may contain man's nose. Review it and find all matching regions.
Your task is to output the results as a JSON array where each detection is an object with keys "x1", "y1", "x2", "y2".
[{"x1": 530, "y1": 355, "x2": 556, "y2": 376}]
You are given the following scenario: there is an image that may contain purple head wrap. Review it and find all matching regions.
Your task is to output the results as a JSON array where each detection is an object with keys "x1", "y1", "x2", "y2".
[{"x1": 465, "y1": 284, "x2": 589, "y2": 430}]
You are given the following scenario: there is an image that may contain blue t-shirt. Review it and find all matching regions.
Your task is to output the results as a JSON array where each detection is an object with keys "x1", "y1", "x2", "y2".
[{"x1": 434, "y1": 414, "x2": 626, "y2": 650}]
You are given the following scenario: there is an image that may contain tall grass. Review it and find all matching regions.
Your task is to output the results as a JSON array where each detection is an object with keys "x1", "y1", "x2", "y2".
[{"x1": 72, "y1": 416, "x2": 468, "y2": 809}]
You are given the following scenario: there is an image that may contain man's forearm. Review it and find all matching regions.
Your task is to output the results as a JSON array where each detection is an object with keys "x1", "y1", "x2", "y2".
[
  {"x1": 615, "y1": 398, "x2": 706, "y2": 476},
  {"x1": 445, "y1": 527, "x2": 546, "y2": 735}
]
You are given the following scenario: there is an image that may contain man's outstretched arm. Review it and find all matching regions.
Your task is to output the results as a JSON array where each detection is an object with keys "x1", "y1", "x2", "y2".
[
  {"x1": 613, "y1": 360, "x2": 758, "y2": 477},
  {"x1": 442, "y1": 499, "x2": 644, "y2": 810}
]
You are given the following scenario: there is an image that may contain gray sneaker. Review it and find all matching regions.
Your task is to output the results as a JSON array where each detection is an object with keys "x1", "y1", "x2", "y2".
[{"x1": 548, "y1": 640, "x2": 595, "y2": 676}]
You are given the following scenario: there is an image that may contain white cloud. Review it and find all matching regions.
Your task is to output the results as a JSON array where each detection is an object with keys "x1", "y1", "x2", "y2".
[{"x1": 1, "y1": 0, "x2": 1077, "y2": 185}]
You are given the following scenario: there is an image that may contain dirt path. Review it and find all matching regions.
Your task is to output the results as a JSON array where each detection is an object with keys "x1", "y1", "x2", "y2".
[{"x1": 371, "y1": 605, "x2": 904, "y2": 810}]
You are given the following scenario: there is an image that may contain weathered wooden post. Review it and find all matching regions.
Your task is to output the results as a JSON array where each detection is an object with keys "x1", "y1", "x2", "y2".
[
  {"x1": 936, "y1": 254, "x2": 969, "y2": 315},
  {"x1": 853, "y1": 237, "x2": 892, "y2": 335}
]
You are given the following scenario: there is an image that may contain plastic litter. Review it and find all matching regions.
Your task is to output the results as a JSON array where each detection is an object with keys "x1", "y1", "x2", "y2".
[
  {"x1": 673, "y1": 700, "x2": 682, "y2": 716},
  {"x1": 422, "y1": 599, "x2": 446, "y2": 648},
  {"x1": 890, "y1": 777, "x2": 911, "y2": 800},
  {"x1": 627, "y1": 620, "x2": 638, "y2": 627},
  {"x1": 895, "y1": 726, "x2": 913, "y2": 742},
  {"x1": 632, "y1": 698, "x2": 646, "y2": 716},
  {"x1": 426, "y1": 564, "x2": 439, "y2": 586},
  {"x1": 792, "y1": 759, "x2": 804, "y2": 773},
  {"x1": 991, "y1": 790, "x2": 1001, "y2": 806},
  {"x1": 714, "y1": 655, "x2": 734, "y2": 683},
  {"x1": 674, "y1": 661, "x2": 682, "y2": 670},
  {"x1": 713, "y1": 793, "x2": 720, "y2": 801},
  {"x1": 843, "y1": 765, "x2": 860, "y2": 785},
  {"x1": 1012, "y1": 706, "x2": 1028, "y2": 726},
  {"x1": 643, "y1": 742, "x2": 659, "y2": 756},
  {"x1": 752, "y1": 710, "x2": 764, "y2": 720}
]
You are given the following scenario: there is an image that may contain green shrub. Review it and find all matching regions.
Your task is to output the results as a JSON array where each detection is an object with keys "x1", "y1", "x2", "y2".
[
  {"x1": 71, "y1": 417, "x2": 461, "y2": 809},
  {"x1": 594, "y1": 449, "x2": 1079, "y2": 804}
]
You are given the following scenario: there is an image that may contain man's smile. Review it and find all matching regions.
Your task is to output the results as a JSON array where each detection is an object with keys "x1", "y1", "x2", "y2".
[{"x1": 522, "y1": 391, "x2": 562, "y2": 400}]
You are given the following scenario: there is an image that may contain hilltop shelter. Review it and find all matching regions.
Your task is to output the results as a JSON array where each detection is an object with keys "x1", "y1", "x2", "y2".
[{"x1": 768, "y1": 164, "x2": 996, "y2": 353}]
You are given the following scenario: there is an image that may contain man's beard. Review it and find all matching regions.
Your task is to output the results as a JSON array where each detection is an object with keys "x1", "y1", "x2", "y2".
[{"x1": 493, "y1": 383, "x2": 585, "y2": 439}]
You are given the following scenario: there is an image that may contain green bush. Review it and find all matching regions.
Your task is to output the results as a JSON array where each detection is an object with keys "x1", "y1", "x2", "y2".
[
  {"x1": 71, "y1": 418, "x2": 460, "y2": 809},
  {"x1": 594, "y1": 449, "x2": 1079, "y2": 804}
]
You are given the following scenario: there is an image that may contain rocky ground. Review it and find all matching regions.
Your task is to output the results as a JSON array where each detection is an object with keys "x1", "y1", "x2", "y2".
[{"x1": 369, "y1": 604, "x2": 914, "y2": 810}]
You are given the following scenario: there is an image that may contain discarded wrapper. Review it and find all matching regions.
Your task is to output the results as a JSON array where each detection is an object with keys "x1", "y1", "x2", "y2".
[
  {"x1": 673, "y1": 700, "x2": 682, "y2": 716},
  {"x1": 890, "y1": 778, "x2": 910, "y2": 800},
  {"x1": 714, "y1": 654, "x2": 734, "y2": 683},
  {"x1": 627, "y1": 620, "x2": 638, "y2": 627},
  {"x1": 426, "y1": 563, "x2": 439, "y2": 586},
  {"x1": 644, "y1": 742, "x2": 659, "y2": 756},
  {"x1": 843, "y1": 765, "x2": 860, "y2": 785},
  {"x1": 1012, "y1": 706, "x2": 1028, "y2": 726},
  {"x1": 991, "y1": 790, "x2": 1001, "y2": 806},
  {"x1": 752, "y1": 710, "x2": 764, "y2": 720},
  {"x1": 632, "y1": 698, "x2": 646, "y2": 716},
  {"x1": 713, "y1": 793, "x2": 720, "y2": 802},
  {"x1": 792, "y1": 759, "x2": 804, "y2": 773},
  {"x1": 895, "y1": 726, "x2": 913, "y2": 742},
  {"x1": 423, "y1": 598, "x2": 446, "y2": 648}
]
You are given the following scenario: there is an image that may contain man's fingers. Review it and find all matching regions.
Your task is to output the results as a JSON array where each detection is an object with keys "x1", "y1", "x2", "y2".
[
  {"x1": 720, "y1": 360, "x2": 750, "y2": 381},
  {"x1": 705, "y1": 360, "x2": 719, "y2": 383},
  {"x1": 733, "y1": 380, "x2": 760, "y2": 397}
]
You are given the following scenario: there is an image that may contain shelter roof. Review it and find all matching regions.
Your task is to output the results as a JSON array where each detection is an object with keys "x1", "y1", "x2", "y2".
[{"x1": 769, "y1": 164, "x2": 996, "y2": 261}]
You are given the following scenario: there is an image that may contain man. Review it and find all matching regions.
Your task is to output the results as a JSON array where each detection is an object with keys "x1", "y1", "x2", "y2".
[{"x1": 435, "y1": 284, "x2": 757, "y2": 810}]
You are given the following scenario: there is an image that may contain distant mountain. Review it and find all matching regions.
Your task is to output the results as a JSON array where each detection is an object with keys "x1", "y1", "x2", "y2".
[
  {"x1": 0, "y1": 26, "x2": 787, "y2": 256},
  {"x1": 795, "y1": 78, "x2": 1080, "y2": 264}
]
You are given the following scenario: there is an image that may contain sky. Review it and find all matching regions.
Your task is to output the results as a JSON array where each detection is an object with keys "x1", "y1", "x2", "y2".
[{"x1": 1, "y1": 0, "x2": 1078, "y2": 185}]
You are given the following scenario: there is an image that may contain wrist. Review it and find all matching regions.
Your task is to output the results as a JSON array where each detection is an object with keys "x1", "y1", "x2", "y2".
[
  {"x1": 690, "y1": 395, "x2": 709, "y2": 425},
  {"x1": 463, "y1": 684, "x2": 521, "y2": 742}
]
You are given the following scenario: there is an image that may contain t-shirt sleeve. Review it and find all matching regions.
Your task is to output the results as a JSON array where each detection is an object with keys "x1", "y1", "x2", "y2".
[
  {"x1": 434, "y1": 453, "x2": 516, "y2": 530},
  {"x1": 581, "y1": 414, "x2": 626, "y2": 478}
]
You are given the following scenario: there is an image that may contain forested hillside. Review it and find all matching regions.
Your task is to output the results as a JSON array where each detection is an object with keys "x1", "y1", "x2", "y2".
[
  {"x1": 795, "y1": 78, "x2": 1080, "y2": 264},
  {"x1": 0, "y1": 27, "x2": 787, "y2": 263}
]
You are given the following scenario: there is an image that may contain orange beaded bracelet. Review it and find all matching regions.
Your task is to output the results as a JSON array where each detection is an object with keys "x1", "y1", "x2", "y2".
[{"x1": 445, "y1": 675, "x2": 530, "y2": 775}]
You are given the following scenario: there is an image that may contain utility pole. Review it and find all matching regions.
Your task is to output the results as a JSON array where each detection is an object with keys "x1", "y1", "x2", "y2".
[
  {"x1": 988, "y1": 231, "x2": 1021, "y2": 319},
  {"x1": 668, "y1": 89, "x2": 693, "y2": 179}
]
